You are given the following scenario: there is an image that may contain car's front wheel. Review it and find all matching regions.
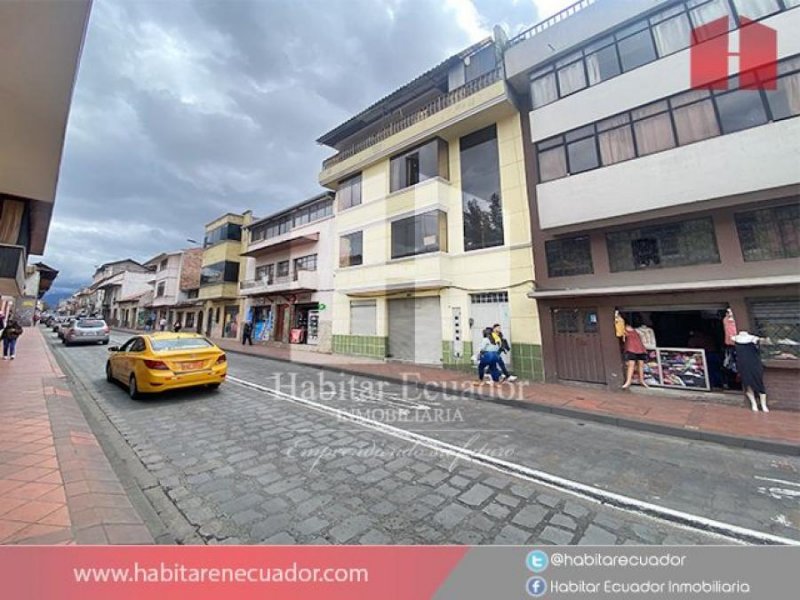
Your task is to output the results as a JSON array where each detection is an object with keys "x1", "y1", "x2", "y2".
[
  {"x1": 105, "y1": 362, "x2": 114, "y2": 383},
  {"x1": 128, "y1": 375, "x2": 141, "y2": 399}
]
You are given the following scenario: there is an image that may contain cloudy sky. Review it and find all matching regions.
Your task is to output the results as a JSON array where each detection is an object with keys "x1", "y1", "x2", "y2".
[{"x1": 42, "y1": 0, "x2": 572, "y2": 300}]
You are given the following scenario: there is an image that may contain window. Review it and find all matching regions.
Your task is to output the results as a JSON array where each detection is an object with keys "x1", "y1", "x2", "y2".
[
  {"x1": 597, "y1": 114, "x2": 636, "y2": 165},
  {"x1": 765, "y1": 57, "x2": 800, "y2": 121},
  {"x1": 670, "y1": 90, "x2": 720, "y2": 144},
  {"x1": 566, "y1": 126, "x2": 599, "y2": 173},
  {"x1": 460, "y1": 125, "x2": 504, "y2": 251},
  {"x1": 255, "y1": 264, "x2": 274, "y2": 282},
  {"x1": 556, "y1": 53, "x2": 587, "y2": 96},
  {"x1": 606, "y1": 217, "x2": 720, "y2": 272},
  {"x1": 292, "y1": 197, "x2": 333, "y2": 227},
  {"x1": 585, "y1": 41, "x2": 621, "y2": 85},
  {"x1": 340, "y1": 231, "x2": 363, "y2": 267},
  {"x1": 732, "y1": 0, "x2": 781, "y2": 20},
  {"x1": 650, "y1": 6, "x2": 692, "y2": 56},
  {"x1": 632, "y1": 101, "x2": 676, "y2": 155},
  {"x1": 200, "y1": 261, "x2": 240, "y2": 285},
  {"x1": 276, "y1": 260, "x2": 290, "y2": 278},
  {"x1": 156, "y1": 282, "x2": 166, "y2": 297},
  {"x1": 185, "y1": 312, "x2": 195, "y2": 328},
  {"x1": 187, "y1": 289, "x2": 199, "y2": 299},
  {"x1": 749, "y1": 298, "x2": 800, "y2": 360},
  {"x1": 530, "y1": 71, "x2": 558, "y2": 108},
  {"x1": 537, "y1": 138, "x2": 567, "y2": 182},
  {"x1": 389, "y1": 139, "x2": 448, "y2": 192},
  {"x1": 293, "y1": 254, "x2": 317, "y2": 280},
  {"x1": 616, "y1": 21, "x2": 657, "y2": 72},
  {"x1": 158, "y1": 259, "x2": 168, "y2": 271},
  {"x1": 688, "y1": 0, "x2": 732, "y2": 42},
  {"x1": 391, "y1": 210, "x2": 448, "y2": 259},
  {"x1": 204, "y1": 223, "x2": 242, "y2": 247},
  {"x1": 735, "y1": 203, "x2": 800, "y2": 261},
  {"x1": 545, "y1": 236, "x2": 594, "y2": 277},
  {"x1": 714, "y1": 85, "x2": 769, "y2": 133},
  {"x1": 337, "y1": 174, "x2": 362, "y2": 210}
]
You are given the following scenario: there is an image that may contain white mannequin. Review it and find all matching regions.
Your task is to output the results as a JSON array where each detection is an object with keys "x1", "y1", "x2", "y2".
[{"x1": 732, "y1": 331, "x2": 768, "y2": 413}]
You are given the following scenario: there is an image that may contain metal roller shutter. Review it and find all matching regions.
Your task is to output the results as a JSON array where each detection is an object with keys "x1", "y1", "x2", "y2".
[
  {"x1": 350, "y1": 300, "x2": 377, "y2": 335},
  {"x1": 388, "y1": 297, "x2": 442, "y2": 364}
]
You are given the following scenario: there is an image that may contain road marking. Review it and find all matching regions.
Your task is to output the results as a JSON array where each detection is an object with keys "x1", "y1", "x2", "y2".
[
  {"x1": 755, "y1": 475, "x2": 800, "y2": 488},
  {"x1": 227, "y1": 375, "x2": 798, "y2": 546}
]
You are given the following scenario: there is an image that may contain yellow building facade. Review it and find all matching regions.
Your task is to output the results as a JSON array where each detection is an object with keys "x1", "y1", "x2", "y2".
[
  {"x1": 319, "y1": 39, "x2": 543, "y2": 380},
  {"x1": 199, "y1": 212, "x2": 252, "y2": 339}
]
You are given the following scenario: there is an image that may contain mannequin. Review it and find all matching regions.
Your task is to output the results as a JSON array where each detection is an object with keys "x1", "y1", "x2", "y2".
[
  {"x1": 723, "y1": 308, "x2": 737, "y2": 346},
  {"x1": 732, "y1": 331, "x2": 768, "y2": 412},
  {"x1": 636, "y1": 319, "x2": 657, "y2": 351}
]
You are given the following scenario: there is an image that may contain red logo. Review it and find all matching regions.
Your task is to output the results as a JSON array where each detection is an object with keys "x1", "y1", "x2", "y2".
[{"x1": 690, "y1": 17, "x2": 777, "y2": 90}]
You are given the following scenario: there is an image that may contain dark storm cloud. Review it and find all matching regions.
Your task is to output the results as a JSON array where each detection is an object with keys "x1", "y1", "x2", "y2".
[{"x1": 42, "y1": 0, "x2": 551, "y2": 298}]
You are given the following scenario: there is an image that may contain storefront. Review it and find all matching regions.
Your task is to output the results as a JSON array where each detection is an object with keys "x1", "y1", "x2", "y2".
[
  {"x1": 536, "y1": 285, "x2": 800, "y2": 411},
  {"x1": 292, "y1": 302, "x2": 320, "y2": 345}
]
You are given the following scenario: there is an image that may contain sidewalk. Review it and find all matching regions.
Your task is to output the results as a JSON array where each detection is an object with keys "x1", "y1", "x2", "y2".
[
  {"x1": 0, "y1": 327, "x2": 152, "y2": 544},
  {"x1": 200, "y1": 335, "x2": 800, "y2": 454}
]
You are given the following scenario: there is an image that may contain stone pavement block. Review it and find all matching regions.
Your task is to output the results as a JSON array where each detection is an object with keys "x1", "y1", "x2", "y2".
[
  {"x1": 458, "y1": 483, "x2": 494, "y2": 507},
  {"x1": 511, "y1": 504, "x2": 548, "y2": 529},
  {"x1": 433, "y1": 504, "x2": 471, "y2": 529},
  {"x1": 540, "y1": 525, "x2": 574, "y2": 545},
  {"x1": 329, "y1": 515, "x2": 373, "y2": 543},
  {"x1": 578, "y1": 525, "x2": 618, "y2": 545}
]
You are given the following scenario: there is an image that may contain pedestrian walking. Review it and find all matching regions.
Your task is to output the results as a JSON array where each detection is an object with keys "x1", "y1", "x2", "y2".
[
  {"x1": 173, "y1": 321, "x2": 182, "y2": 333},
  {"x1": 242, "y1": 321, "x2": 253, "y2": 345},
  {"x1": 490, "y1": 323, "x2": 517, "y2": 382},
  {"x1": 475, "y1": 327, "x2": 502, "y2": 384},
  {"x1": 1, "y1": 317, "x2": 23, "y2": 360},
  {"x1": 621, "y1": 318, "x2": 650, "y2": 389},
  {"x1": 159, "y1": 317, "x2": 167, "y2": 332}
]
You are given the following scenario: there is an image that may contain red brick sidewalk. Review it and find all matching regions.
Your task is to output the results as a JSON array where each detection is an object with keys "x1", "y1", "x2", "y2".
[
  {"x1": 0, "y1": 327, "x2": 152, "y2": 544},
  {"x1": 201, "y1": 335, "x2": 800, "y2": 452}
]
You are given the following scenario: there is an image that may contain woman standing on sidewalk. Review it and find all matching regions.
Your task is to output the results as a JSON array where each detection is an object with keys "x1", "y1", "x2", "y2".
[{"x1": 1, "y1": 317, "x2": 23, "y2": 360}]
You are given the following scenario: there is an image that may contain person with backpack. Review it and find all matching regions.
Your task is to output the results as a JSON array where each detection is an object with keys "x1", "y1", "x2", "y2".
[
  {"x1": 475, "y1": 327, "x2": 502, "y2": 384},
  {"x1": 490, "y1": 323, "x2": 518, "y2": 382},
  {"x1": 1, "y1": 317, "x2": 23, "y2": 360}
]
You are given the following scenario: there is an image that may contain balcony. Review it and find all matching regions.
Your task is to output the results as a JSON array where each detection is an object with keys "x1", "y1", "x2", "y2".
[
  {"x1": 239, "y1": 269, "x2": 319, "y2": 297},
  {"x1": 320, "y1": 68, "x2": 504, "y2": 174},
  {"x1": 0, "y1": 243, "x2": 26, "y2": 296}
]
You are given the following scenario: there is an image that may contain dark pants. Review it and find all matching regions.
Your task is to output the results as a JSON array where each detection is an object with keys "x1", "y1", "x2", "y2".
[
  {"x1": 3, "y1": 338, "x2": 17, "y2": 357},
  {"x1": 497, "y1": 354, "x2": 510, "y2": 378},
  {"x1": 478, "y1": 351, "x2": 501, "y2": 382},
  {"x1": 242, "y1": 333, "x2": 252, "y2": 345}
]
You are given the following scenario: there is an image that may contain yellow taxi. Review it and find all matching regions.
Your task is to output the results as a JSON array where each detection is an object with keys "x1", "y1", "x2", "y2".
[{"x1": 106, "y1": 333, "x2": 227, "y2": 399}]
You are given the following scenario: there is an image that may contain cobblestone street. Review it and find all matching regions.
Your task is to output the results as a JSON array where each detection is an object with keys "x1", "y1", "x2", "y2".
[{"x1": 45, "y1": 332, "x2": 800, "y2": 546}]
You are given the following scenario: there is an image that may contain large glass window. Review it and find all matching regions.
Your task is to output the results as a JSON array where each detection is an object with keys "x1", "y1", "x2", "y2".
[
  {"x1": 293, "y1": 254, "x2": 317, "y2": 280},
  {"x1": 556, "y1": 53, "x2": 587, "y2": 97},
  {"x1": 391, "y1": 210, "x2": 448, "y2": 259},
  {"x1": 545, "y1": 236, "x2": 594, "y2": 277},
  {"x1": 566, "y1": 126, "x2": 599, "y2": 173},
  {"x1": 204, "y1": 223, "x2": 242, "y2": 247},
  {"x1": 606, "y1": 217, "x2": 720, "y2": 272},
  {"x1": 537, "y1": 137, "x2": 567, "y2": 182},
  {"x1": 688, "y1": 0, "x2": 733, "y2": 42},
  {"x1": 200, "y1": 261, "x2": 240, "y2": 285},
  {"x1": 670, "y1": 89, "x2": 720, "y2": 144},
  {"x1": 337, "y1": 174, "x2": 362, "y2": 210},
  {"x1": 339, "y1": 231, "x2": 363, "y2": 267},
  {"x1": 714, "y1": 85, "x2": 769, "y2": 133},
  {"x1": 585, "y1": 40, "x2": 621, "y2": 85},
  {"x1": 530, "y1": 70, "x2": 558, "y2": 108},
  {"x1": 389, "y1": 139, "x2": 448, "y2": 192},
  {"x1": 765, "y1": 57, "x2": 800, "y2": 121},
  {"x1": 460, "y1": 125, "x2": 504, "y2": 252},
  {"x1": 597, "y1": 114, "x2": 636, "y2": 165},
  {"x1": 255, "y1": 264, "x2": 274, "y2": 282},
  {"x1": 732, "y1": 0, "x2": 781, "y2": 20},
  {"x1": 632, "y1": 101, "x2": 676, "y2": 155},
  {"x1": 616, "y1": 21, "x2": 657, "y2": 72},
  {"x1": 276, "y1": 260, "x2": 290, "y2": 278},
  {"x1": 735, "y1": 203, "x2": 800, "y2": 261},
  {"x1": 292, "y1": 198, "x2": 333, "y2": 227},
  {"x1": 650, "y1": 6, "x2": 692, "y2": 56}
]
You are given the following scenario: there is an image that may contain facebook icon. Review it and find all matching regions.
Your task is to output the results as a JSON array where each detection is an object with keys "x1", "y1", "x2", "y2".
[{"x1": 527, "y1": 577, "x2": 547, "y2": 597}]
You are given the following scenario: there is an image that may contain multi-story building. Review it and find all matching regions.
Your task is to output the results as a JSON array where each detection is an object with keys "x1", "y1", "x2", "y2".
[
  {"x1": 240, "y1": 192, "x2": 335, "y2": 350},
  {"x1": 199, "y1": 212, "x2": 253, "y2": 338},
  {"x1": 142, "y1": 248, "x2": 203, "y2": 330},
  {"x1": 90, "y1": 259, "x2": 153, "y2": 325},
  {"x1": 0, "y1": 0, "x2": 91, "y2": 321},
  {"x1": 504, "y1": 0, "x2": 800, "y2": 407},
  {"x1": 318, "y1": 37, "x2": 543, "y2": 378}
]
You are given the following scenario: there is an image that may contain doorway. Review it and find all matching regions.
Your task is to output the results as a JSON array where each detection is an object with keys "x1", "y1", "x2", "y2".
[{"x1": 552, "y1": 307, "x2": 606, "y2": 383}]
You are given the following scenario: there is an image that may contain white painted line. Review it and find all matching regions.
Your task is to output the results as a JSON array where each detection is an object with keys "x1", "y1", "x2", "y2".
[
  {"x1": 228, "y1": 375, "x2": 799, "y2": 546},
  {"x1": 755, "y1": 476, "x2": 800, "y2": 488}
]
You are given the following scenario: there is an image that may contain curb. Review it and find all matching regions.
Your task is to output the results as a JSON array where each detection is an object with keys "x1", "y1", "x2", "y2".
[{"x1": 111, "y1": 329, "x2": 800, "y2": 457}]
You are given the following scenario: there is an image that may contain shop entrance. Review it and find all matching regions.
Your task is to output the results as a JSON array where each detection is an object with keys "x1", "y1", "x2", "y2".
[
  {"x1": 618, "y1": 304, "x2": 737, "y2": 391},
  {"x1": 291, "y1": 303, "x2": 319, "y2": 344},
  {"x1": 552, "y1": 307, "x2": 606, "y2": 383}
]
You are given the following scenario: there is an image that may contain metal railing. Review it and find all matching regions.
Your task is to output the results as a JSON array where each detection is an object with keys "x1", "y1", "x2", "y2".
[
  {"x1": 506, "y1": 0, "x2": 598, "y2": 48},
  {"x1": 321, "y1": 67, "x2": 503, "y2": 170}
]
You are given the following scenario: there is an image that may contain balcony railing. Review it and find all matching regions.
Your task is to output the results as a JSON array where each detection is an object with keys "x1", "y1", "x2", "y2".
[
  {"x1": 506, "y1": 0, "x2": 598, "y2": 48},
  {"x1": 239, "y1": 269, "x2": 319, "y2": 295},
  {"x1": 321, "y1": 67, "x2": 503, "y2": 170}
]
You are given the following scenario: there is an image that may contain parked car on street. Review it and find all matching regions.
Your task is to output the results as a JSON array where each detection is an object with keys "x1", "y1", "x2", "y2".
[
  {"x1": 63, "y1": 318, "x2": 110, "y2": 346},
  {"x1": 106, "y1": 333, "x2": 227, "y2": 399},
  {"x1": 51, "y1": 316, "x2": 66, "y2": 333},
  {"x1": 57, "y1": 318, "x2": 75, "y2": 339}
]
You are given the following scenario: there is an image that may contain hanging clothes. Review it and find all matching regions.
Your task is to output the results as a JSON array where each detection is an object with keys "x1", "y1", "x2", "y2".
[
  {"x1": 615, "y1": 312, "x2": 626, "y2": 338},
  {"x1": 723, "y1": 313, "x2": 738, "y2": 346},
  {"x1": 733, "y1": 333, "x2": 765, "y2": 395}
]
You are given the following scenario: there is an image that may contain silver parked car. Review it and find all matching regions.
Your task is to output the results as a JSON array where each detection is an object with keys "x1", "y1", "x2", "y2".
[
  {"x1": 57, "y1": 317, "x2": 74, "y2": 339},
  {"x1": 63, "y1": 318, "x2": 110, "y2": 346}
]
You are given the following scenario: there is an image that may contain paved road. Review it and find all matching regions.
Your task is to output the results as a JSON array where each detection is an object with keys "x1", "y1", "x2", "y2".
[{"x1": 46, "y1": 331, "x2": 799, "y2": 545}]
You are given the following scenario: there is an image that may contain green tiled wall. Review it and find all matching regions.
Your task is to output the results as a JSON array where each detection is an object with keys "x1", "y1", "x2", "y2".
[
  {"x1": 332, "y1": 335, "x2": 387, "y2": 359},
  {"x1": 511, "y1": 342, "x2": 544, "y2": 382},
  {"x1": 442, "y1": 340, "x2": 475, "y2": 373}
]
